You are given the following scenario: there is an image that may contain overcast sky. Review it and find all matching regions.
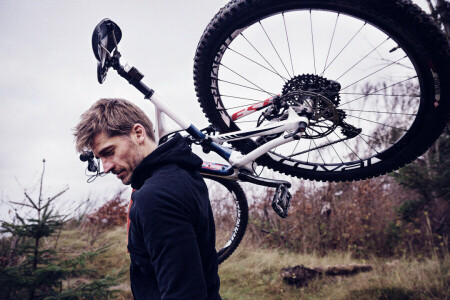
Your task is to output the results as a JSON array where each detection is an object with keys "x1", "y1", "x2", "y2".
[
  {"x1": 0, "y1": 0, "x2": 227, "y2": 217},
  {"x1": 0, "y1": 0, "x2": 430, "y2": 218}
]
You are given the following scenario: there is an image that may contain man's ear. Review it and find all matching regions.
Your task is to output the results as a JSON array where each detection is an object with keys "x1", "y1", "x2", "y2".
[{"x1": 131, "y1": 124, "x2": 146, "y2": 144}]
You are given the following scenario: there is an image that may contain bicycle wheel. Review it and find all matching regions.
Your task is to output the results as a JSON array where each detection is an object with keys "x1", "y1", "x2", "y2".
[
  {"x1": 194, "y1": 0, "x2": 449, "y2": 182},
  {"x1": 203, "y1": 176, "x2": 248, "y2": 264}
]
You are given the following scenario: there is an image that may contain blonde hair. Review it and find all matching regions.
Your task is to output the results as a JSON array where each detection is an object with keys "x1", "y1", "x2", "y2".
[{"x1": 74, "y1": 98, "x2": 155, "y2": 152}]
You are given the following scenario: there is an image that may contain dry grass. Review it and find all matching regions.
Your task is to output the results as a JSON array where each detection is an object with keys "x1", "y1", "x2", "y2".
[
  {"x1": 219, "y1": 243, "x2": 359, "y2": 299},
  {"x1": 219, "y1": 242, "x2": 449, "y2": 300},
  {"x1": 49, "y1": 225, "x2": 448, "y2": 300}
]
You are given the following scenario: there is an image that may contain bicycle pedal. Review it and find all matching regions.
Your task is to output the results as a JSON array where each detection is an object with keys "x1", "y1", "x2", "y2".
[{"x1": 271, "y1": 184, "x2": 292, "y2": 218}]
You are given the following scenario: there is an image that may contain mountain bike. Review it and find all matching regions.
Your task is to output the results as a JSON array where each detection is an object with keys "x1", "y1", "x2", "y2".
[{"x1": 81, "y1": 0, "x2": 449, "y2": 264}]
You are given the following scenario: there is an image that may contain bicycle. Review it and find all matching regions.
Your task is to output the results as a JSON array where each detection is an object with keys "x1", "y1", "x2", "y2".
[{"x1": 81, "y1": 0, "x2": 449, "y2": 264}]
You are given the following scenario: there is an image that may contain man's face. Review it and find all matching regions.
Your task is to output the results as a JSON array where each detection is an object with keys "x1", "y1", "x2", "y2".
[{"x1": 91, "y1": 131, "x2": 145, "y2": 185}]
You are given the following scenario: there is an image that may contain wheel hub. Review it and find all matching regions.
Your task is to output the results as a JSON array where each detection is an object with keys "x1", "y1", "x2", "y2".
[{"x1": 281, "y1": 74, "x2": 342, "y2": 139}]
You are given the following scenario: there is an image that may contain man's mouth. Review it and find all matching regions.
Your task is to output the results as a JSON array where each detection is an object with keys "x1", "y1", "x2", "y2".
[{"x1": 116, "y1": 170, "x2": 125, "y2": 179}]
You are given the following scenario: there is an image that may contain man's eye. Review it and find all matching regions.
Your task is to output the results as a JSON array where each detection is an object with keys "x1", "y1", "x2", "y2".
[{"x1": 102, "y1": 149, "x2": 114, "y2": 156}]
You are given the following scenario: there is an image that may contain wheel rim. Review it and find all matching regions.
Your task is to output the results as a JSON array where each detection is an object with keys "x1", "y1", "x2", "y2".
[
  {"x1": 204, "y1": 178, "x2": 242, "y2": 259},
  {"x1": 207, "y1": 8, "x2": 424, "y2": 171}
]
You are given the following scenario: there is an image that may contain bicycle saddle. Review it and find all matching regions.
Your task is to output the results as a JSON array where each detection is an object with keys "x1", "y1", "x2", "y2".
[
  {"x1": 92, "y1": 18, "x2": 122, "y2": 83},
  {"x1": 92, "y1": 18, "x2": 121, "y2": 61}
]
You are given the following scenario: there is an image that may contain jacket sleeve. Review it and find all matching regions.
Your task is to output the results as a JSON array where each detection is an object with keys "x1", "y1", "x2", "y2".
[{"x1": 138, "y1": 186, "x2": 208, "y2": 300}]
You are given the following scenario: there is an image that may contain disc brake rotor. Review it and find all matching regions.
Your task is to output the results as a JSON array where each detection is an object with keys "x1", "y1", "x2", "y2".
[{"x1": 280, "y1": 90, "x2": 339, "y2": 139}]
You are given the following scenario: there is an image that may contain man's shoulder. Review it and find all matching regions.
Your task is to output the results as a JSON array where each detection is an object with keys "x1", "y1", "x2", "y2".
[
  {"x1": 132, "y1": 166, "x2": 198, "y2": 207},
  {"x1": 146, "y1": 164, "x2": 194, "y2": 189}
]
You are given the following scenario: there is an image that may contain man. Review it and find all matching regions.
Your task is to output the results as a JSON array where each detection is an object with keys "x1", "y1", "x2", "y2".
[{"x1": 74, "y1": 98, "x2": 221, "y2": 299}]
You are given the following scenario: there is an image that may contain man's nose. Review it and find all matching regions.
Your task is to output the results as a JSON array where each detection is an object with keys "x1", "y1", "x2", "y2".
[{"x1": 102, "y1": 158, "x2": 114, "y2": 173}]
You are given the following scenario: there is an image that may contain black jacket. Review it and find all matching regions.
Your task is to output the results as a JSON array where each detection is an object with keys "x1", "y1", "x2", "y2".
[{"x1": 128, "y1": 134, "x2": 221, "y2": 299}]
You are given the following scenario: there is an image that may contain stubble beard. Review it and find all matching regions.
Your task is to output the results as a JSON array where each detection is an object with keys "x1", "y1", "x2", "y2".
[{"x1": 122, "y1": 140, "x2": 146, "y2": 185}]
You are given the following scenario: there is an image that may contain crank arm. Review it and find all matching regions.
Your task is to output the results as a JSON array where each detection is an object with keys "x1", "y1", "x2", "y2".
[{"x1": 237, "y1": 170, "x2": 291, "y2": 188}]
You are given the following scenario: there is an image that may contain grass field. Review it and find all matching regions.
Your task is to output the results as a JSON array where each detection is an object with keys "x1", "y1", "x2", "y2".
[{"x1": 54, "y1": 225, "x2": 449, "y2": 299}]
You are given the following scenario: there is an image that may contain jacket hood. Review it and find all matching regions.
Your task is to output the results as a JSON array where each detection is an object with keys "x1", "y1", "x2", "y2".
[{"x1": 131, "y1": 133, "x2": 202, "y2": 189}]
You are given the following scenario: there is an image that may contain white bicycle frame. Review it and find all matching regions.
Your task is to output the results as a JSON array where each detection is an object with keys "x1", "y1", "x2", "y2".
[
  {"x1": 149, "y1": 91, "x2": 309, "y2": 177},
  {"x1": 92, "y1": 19, "x2": 308, "y2": 180},
  {"x1": 89, "y1": 18, "x2": 295, "y2": 218}
]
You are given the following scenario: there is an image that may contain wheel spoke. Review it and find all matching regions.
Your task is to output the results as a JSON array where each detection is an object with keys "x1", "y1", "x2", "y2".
[
  {"x1": 290, "y1": 138, "x2": 301, "y2": 157},
  {"x1": 337, "y1": 134, "x2": 363, "y2": 161},
  {"x1": 308, "y1": 126, "x2": 322, "y2": 134},
  {"x1": 221, "y1": 95, "x2": 265, "y2": 103},
  {"x1": 240, "y1": 33, "x2": 288, "y2": 82},
  {"x1": 339, "y1": 76, "x2": 418, "y2": 107},
  {"x1": 225, "y1": 103, "x2": 260, "y2": 110},
  {"x1": 335, "y1": 37, "x2": 390, "y2": 82},
  {"x1": 343, "y1": 109, "x2": 416, "y2": 116},
  {"x1": 309, "y1": 10, "x2": 317, "y2": 74},
  {"x1": 228, "y1": 47, "x2": 289, "y2": 81},
  {"x1": 379, "y1": 59, "x2": 415, "y2": 70},
  {"x1": 322, "y1": 22, "x2": 366, "y2": 74},
  {"x1": 259, "y1": 21, "x2": 292, "y2": 78},
  {"x1": 312, "y1": 139, "x2": 326, "y2": 164},
  {"x1": 287, "y1": 125, "x2": 391, "y2": 160},
  {"x1": 214, "y1": 77, "x2": 276, "y2": 95},
  {"x1": 359, "y1": 131, "x2": 395, "y2": 145},
  {"x1": 220, "y1": 63, "x2": 274, "y2": 95},
  {"x1": 289, "y1": 136, "x2": 342, "y2": 158},
  {"x1": 340, "y1": 55, "x2": 408, "y2": 91},
  {"x1": 311, "y1": 123, "x2": 335, "y2": 129},
  {"x1": 346, "y1": 114, "x2": 407, "y2": 131},
  {"x1": 321, "y1": 13, "x2": 340, "y2": 76},
  {"x1": 282, "y1": 12, "x2": 295, "y2": 76},
  {"x1": 319, "y1": 127, "x2": 344, "y2": 163},
  {"x1": 357, "y1": 133, "x2": 381, "y2": 155},
  {"x1": 340, "y1": 92, "x2": 420, "y2": 97},
  {"x1": 307, "y1": 139, "x2": 312, "y2": 163}
]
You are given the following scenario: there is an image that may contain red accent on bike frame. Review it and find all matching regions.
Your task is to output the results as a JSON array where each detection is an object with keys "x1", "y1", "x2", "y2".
[
  {"x1": 231, "y1": 96, "x2": 276, "y2": 121},
  {"x1": 202, "y1": 161, "x2": 228, "y2": 170}
]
